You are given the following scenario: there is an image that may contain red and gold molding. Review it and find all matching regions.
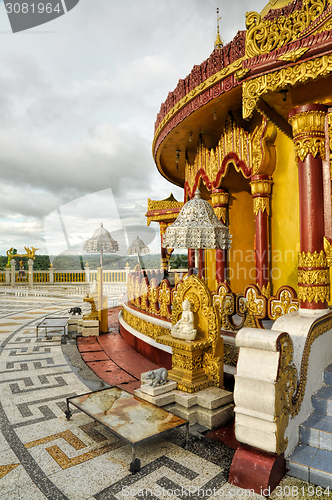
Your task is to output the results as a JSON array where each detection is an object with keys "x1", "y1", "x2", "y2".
[
  {"x1": 250, "y1": 175, "x2": 272, "y2": 291},
  {"x1": 298, "y1": 250, "x2": 330, "y2": 304},
  {"x1": 289, "y1": 104, "x2": 329, "y2": 309},
  {"x1": 184, "y1": 114, "x2": 275, "y2": 199},
  {"x1": 250, "y1": 176, "x2": 273, "y2": 216},
  {"x1": 288, "y1": 107, "x2": 326, "y2": 162},
  {"x1": 212, "y1": 188, "x2": 229, "y2": 284},
  {"x1": 211, "y1": 188, "x2": 229, "y2": 224},
  {"x1": 146, "y1": 194, "x2": 183, "y2": 226}
]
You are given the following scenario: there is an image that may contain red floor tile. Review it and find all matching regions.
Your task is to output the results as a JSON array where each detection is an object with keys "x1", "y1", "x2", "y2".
[
  {"x1": 99, "y1": 369, "x2": 137, "y2": 385},
  {"x1": 98, "y1": 334, "x2": 158, "y2": 379},
  {"x1": 80, "y1": 351, "x2": 110, "y2": 362},
  {"x1": 77, "y1": 337, "x2": 102, "y2": 352},
  {"x1": 117, "y1": 380, "x2": 141, "y2": 394}
]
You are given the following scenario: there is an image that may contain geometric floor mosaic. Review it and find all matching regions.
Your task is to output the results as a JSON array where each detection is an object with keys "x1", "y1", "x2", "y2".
[{"x1": 0, "y1": 285, "x2": 305, "y2": 500}]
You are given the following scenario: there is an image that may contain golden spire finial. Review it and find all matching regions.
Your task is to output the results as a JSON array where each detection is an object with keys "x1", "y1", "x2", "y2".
[{"x1": 214, "y1": 8, "x2": 224, "y2": 49}]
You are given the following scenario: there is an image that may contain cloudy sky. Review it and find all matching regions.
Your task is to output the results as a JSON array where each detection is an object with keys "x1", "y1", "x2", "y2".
[{"x1": 0, "y1": 0, "x2": 267, "y2": 259}]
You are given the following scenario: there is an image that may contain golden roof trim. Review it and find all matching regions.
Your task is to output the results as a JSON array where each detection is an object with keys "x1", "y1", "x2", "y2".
[{"x1": 152, "y1": 56, "x2": 246, "y2": 155}]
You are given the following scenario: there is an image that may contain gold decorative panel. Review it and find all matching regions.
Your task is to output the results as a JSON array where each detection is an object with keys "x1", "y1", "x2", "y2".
[
  {"x1": 185, "y1": 114, "x2": 274, "y2": 198},
  {"x1": 245, "y1": 0, "x2": 329, "y2": 58}
]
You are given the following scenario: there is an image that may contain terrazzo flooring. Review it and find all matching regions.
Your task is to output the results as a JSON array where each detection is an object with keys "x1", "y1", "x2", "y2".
[{"x1": 0, "y1": 285, "x2": 325, "y2": 499}]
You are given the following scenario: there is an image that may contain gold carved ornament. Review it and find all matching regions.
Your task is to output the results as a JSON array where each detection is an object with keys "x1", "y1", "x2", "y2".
[
  {"x1": 6, "y1": 246, "x2": 38, "y2": 261},
  {"x1": 245, "y1": 1, "x2": 328, "y2": 59},
  {"x1": 223, "y1": 344, "x2": 239, "y2": 367},
  {"x1": 268, "y1": 286, "x2": 300, "y2": 320},
  {"x1": 277, "y1": 47, "x2": 310, "y2": 63},
  {"x1": 134, "y1": 277, "x2": 141, "y2": 309},
  {"x1": 158, "y1": 280, "x2": 172, "y2": 318},
  {"x1": 275, "y1": 334, "x2": 298, "y2": 454},
  {"x1": 148, "y1": 279, "x2": 160, "y2": 315},
  {"x1": 170, "y1": 275, "x2": 223, "y2": 388},
  {"x1": 297, "y1": 250, "x2": 330, "y2": 304},
  {"x1": 243, "y1": 54, "x2": 332, "y2": 120},
  {"x1": 289, "y1": 110, "x2": 326, "y2": 162},
  {"x1": 83, "y1": 295, "x2": 98, "y2": 320},
  {"x1": 185, "y1": 114, "x2": 273, "y2": 197},
  {"x1": 172, "y1": 353, "x2": 204, "y2": 371},
  {"x1": 236, "y1": 285, "x2": 268, "y2": 329},
  {"x1": 251, "y1": 178, "x2": 272, "y2": 216},
  {"x1": 122, "y1": 308, "x2": 170, "y2": 340},
  {"x1": 140, "y1": 278, "x2": 149, "y2": 311},
  {"x1": 260, "y1": 282, "x2": 271, "y2": 299},
  {"x1": 211, "y1": 190, "x2": 229, "y2": 224},
  {"x1": 212, "y1": 283, "x2": 236, "y2": 331}
]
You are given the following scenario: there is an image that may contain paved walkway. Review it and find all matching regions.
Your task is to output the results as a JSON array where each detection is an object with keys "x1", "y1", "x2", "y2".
[{"x1": 0, "y1": 286, "x2": 320, "y2": 499}]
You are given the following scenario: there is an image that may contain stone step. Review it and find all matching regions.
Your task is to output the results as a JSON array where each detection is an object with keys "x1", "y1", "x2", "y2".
[
  {"x1": 300, "y1": 413, "x2": 332, "y2": 451},
  {"x1": 312, "y1": 384, "x2": 332, "y2": 416},
  {"x1": 287, "y1": 443, "x2": 332, "y2": 489},
  {"x1": 324, "y1": 364, "x2": 332, "y2": 386}
]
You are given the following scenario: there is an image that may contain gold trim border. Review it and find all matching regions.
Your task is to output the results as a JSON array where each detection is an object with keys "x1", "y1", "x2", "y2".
[
  {"x1": 243, "y1": 53, "x2": 332, "y2": 120},
  {"x1": 152, "y1": 57, "x2": 245, "y2": 154}
]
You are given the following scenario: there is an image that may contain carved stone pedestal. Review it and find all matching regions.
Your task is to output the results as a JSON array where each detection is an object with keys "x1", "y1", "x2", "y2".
[{"x1": 157, "y1": 335, "x2": 212, "y2": 393}]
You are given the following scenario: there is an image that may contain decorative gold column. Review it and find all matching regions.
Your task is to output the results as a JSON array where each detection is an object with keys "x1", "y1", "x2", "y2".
[
  {"x1": 288, "y1": 104, "x2": 329, "y2": 310},
  {"x1": 211, "y1": 189, "x2": 229, "y2": 284},
  {"x1": 250, "y1": 175, "x2": 272, "y2": 297}
]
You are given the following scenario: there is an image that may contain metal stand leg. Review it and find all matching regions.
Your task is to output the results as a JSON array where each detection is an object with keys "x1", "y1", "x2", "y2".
[
  {"x1": 65, "y1": 400, "x2": 72, "y2": 420},
  {"x1": 129, "y1": 445, "x2": 140, "y2": 473}
]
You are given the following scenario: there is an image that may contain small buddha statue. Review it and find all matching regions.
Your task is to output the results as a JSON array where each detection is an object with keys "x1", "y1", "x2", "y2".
[{"x1": 171, "y1": 299, "x2": 197, "y2": 341}]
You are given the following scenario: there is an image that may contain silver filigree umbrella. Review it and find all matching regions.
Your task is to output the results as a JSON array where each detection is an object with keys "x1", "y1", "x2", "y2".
[
  {"x1": 162, "y1": 188, "x2": 231, "y2": 269},
  {"x1": 83, "y1": 223, "x2": 119, "y2": 302},
  {"x1": 127, "y1": 236, "x2": 149, "y2": 269},
  {"x1": 83, "y1": 223, "x2": 119, "y2": 267}
]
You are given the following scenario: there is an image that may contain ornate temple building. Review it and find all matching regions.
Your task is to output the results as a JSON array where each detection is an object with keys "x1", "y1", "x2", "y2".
[{"x1": 120, "y1": 0, "x2": 332, "y2": 493}]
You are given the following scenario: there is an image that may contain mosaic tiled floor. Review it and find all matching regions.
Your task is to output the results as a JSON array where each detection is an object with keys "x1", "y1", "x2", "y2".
[{"x1": 0, "y1": 285, "x2": 324, "y2": 499}]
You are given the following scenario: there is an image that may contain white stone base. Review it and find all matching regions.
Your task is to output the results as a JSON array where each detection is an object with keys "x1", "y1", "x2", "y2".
[
  {"x1": 68, "y1": 316, "x2": 83, "y2": 334},
  {"x1": 134, "y1": 384, "x2": 234, "y2": 430},
  {"x1": 140, "y1": 380, "x2": 177, "y2": 397},
  {"x1": 82, "y1": 319, "x2": 99, "y2": 337},
  {"x1": 164, "y1": 402, "x2": 234, "y2": 429}
]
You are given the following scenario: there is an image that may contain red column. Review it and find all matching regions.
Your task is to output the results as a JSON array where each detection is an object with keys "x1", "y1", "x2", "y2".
[
  {"x1": 289, "y1": 104, "x2": 329, "y2": 310},
  {"x1": 188, "y1": 249, "x2": 195, "y2": 276},
  {"x1": 250, "y1": 176, "x2": 272, "y2": 296},
  {"x1": 211, "y1": 189, "x2": 229, "y2": 284}
]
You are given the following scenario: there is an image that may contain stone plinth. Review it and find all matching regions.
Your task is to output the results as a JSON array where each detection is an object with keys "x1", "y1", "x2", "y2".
[
  {"x1": 68, "y1": 316, "x2": 83, "y2": 334},
  {"x1": 82, "y1": 319, "x2": 99, "y2": 337},
  {"x1": 135, "y1": 379, "x2": 233, "y2": 430},
  {"x1": 140, "y1": 380, "x2": 177, "y2": 397}
]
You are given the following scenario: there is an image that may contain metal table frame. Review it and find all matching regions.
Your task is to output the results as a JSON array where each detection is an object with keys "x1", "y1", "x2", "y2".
[
  {"x1": 65, "y1": 387, "x2": 189, "y2": 473},
  {"x1": 36, "y1": 316, "x2": 69, "y2": 342}
]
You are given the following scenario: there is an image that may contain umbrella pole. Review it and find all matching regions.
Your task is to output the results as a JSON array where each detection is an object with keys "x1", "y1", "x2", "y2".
[
  {"x1": 100, "y1": 250, "x2": 103, "y2": 301},
  {"x1": 195, "y1": 249, "x2": 199, "y2": 271}
]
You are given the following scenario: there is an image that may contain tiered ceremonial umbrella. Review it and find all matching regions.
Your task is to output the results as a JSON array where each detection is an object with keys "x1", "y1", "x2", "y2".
[
  {"x1": 162, "y1": 188, "x2": 231, "y2": 270},
  {"x1": 83, "y1": 223, "x2": 119, "y2": 299},
  {"x1": 127, "y1": 236, "x2": 149, "y2": 271},
  {"x1": 83, "y1": 222, "x2": 119, "y2": 266}
]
